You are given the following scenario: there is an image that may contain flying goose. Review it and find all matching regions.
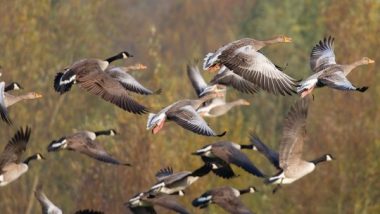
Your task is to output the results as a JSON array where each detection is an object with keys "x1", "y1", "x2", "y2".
[
  {"x1": 192, "y1": 186, "x2": 256, "y2": 214},
  {"x1": 54, "y1": 51, "x2": 149, "y2": 114},
  {"x1": 148, "y1": 165, "x2": 212, "y2": 195},
  {"x1": 0, "y1": 127, "x2": 45, "y2": 186},
  {"x1": 47, "y1": 129, "x2": 131, "y2": 166},
  {"x1": 105, "y1": 63, "x2": 161, "y2": 95},
  {"x1": 35, "y1": 185, "x2": 63, "y2": 214},
  {"x1": 297, "y1": 36, "x2": 374, "y2": 97},
  {"x1": 250, "y1": 98, "x2": 333, "y2": 192},
  {"x1": 192, "y1": 141, "x2": 265, "y2": 179},
  {"x1": 146, "y1": 93, "x2": 226, "y2": 137},
  {"x1": 187, "y1": 64, "x2": 250, "y2": 117},
  {"x1": 203, "y1": 36, "x2": 298, "y2": 96},
  {"x1": 127, "y1": 191, "x2": 190, "y2": 214},
  {"x1": 0, "y1": 81, "x2": 42, "y2": 124}
]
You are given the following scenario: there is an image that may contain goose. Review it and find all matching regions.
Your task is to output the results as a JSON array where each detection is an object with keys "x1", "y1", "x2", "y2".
[
  {"x1": 0, "y1": 127, "x2": 45, "y2": 186},
  {"x1": 127, "y1": 191, "x2": 190, "y2": 214},
  {"x1": 187, "y1": 64, "x2": 250, "y2": 117},
  {"x1": 47, "y1": 129, "x2": 131, "y2": 166},
  {"x1": 54, "y1": 51, "x2": 149, "y2": 114},
  {"x1": 250, "y1": 98, "x2": 333, "y2": 192},
  {"x1": 0, "y1": 81, "x2": 42, "y2": 124},
  {"x1": 34, "y1": 185, "x2": 63, "y2": 214},
  {"x1": 203, "y1": 36, "x2": 298, "y2": 96},
  {"x1": 74, "y1": 210, "x2": 104, "y2": 214},
  {"x1": 297, "y1": 36, "x2": 374, "y2": 97},
  {"x1": 192, "y1": 186, "x2": 256, "y2": 214},
  {"x1": 146, "y1": 93, "x2": 226, "y2": 137},
  {"x1": 105, "y1": 63, "x2": 161, "y2": 95},
  {"x1": 148, "y1": 165, "x2": 212, "y2": 195},
  {"x1": 192, "y1": 141, "x2": 265, "y2": 179},
  {"x1": 209, "y1": 66, "x2": 261, "y2": 94}
]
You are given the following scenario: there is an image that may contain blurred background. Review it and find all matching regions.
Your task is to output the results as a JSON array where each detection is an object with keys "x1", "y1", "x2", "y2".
[{"x1": 0, "y1": 0, "x2": 379, "y2": 213}]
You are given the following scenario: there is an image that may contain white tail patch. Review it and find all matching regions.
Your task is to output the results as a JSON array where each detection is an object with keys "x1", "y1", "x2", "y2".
[
  {"x1": 147, "y1": 113, "x2": 156, "y2": 129},
  {"x1": 297, "y1": 78, "x2": 318, "y2": 93}
]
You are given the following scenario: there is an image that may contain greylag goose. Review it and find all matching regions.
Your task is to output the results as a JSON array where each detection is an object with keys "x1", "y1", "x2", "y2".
[
  {"x1": 192, "y1": 141, "x2": 264, "y2": 179},
  {"x1": 146, "y1": 93, "x2": 226, "y2": 137},
  {"x1": 148, "y1": 165, "x2": 212, "y2": 195},
  {"x1": 106, "y1": 63, "x2": 161, "y2": 95},
  {"x1": 192, "y1": 186, "x2": 256, "y2": 214},
  {"x1": 250, "y1": 98, "x2": 333, "y2": 192},
  {"x1": 0, "y1": 127, "x2": 45, "y2": 187},
  {"x1": 47, "y1": 129, "x2": 131, "y2": 166},
  {"x1": 35, "y1": 185, "x2": 63, "y2": 214},
  {"x1": 54, "y1": 51, "x2": 149, "y2": 114},
  {"x1": 127, "y1": 192, "x2": 190, "y2": 214},
  {"x1": 203, "y1": 36, "x2": 298, "y2": 95},
  {"x1": 187, "y1": 64, "x2": 250, "y2": 117},
  {"x1": 297, "y1": 36, "x2": 374, "y2": 97}
]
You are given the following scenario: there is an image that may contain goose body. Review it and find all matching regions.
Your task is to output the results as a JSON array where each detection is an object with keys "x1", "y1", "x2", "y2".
[
  {"x1": 54, "y1": 51, "x2": 149, "y2": 114},
  {"x1": 192, "y1": 186, "x2": 256, "y2": 214},
  {"x1": 47, "y1": 129, "x2": 131, "y2": 166},
  {"x1": 0, "y1": 127, "x2": 44, "y2": 186},
  {"x1": 203, "y1": 36, "x2": 298, "y2": 96},
  {"x1": 297, "y1": 36, "x2": 374, "y2": 97},
  {"x1": 146, "y1": 93, "x2": 226, "y2": 137},
  {"x1": 193, "y1": 141, "x2": 264, "y2": 179}
]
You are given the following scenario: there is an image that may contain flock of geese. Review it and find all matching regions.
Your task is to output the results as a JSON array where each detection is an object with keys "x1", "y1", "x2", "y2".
[{"x1": 0, "y1": 34, "x2": 374, "y2": 214}]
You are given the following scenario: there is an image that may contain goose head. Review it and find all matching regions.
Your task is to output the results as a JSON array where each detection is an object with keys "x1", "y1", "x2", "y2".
[
  {"x1": 360, "y1": 57, "x2": 375, "y2": 65},
  {"x1": 120, "y1": 51, "x2": 134, "y2": 59},
  {"x1": 26, "y1": 92, "x2": 43, "y2": 99},
  {"x1": 8, "y1": 82, "x2": 23, "y2": 90},
  {"x1": 47, "y1": 138, "x2": 67, "y2": 152},
  {"x1": 275, "y1": 35, "x2": 292, "y2": 43}
]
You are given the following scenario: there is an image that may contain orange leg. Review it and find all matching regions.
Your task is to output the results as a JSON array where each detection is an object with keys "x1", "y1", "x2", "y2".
[
  {"x1": 207, "y1": 64, "x2": 221, "y2": 73},
  {"x1": 152, "y1": 119, "x2": 165, "y2": 134}
]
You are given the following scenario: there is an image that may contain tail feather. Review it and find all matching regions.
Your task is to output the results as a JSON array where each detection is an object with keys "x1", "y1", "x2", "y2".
[{"x1": 147, "y1": 113, "x2": 156, "y2": 129}]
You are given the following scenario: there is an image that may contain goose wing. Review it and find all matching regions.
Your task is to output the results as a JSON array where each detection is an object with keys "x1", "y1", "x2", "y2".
[
  {"x1": 187, "y1": 64, "x2": 208, "y2": 96},
  {"x1": 279, "y1": 98, "x2": 309, "y2": 170},
  {"x1": 210, "y1": 67, "x2": 260, "y2": 94},
  {"x1": 0, "y1": 127, "x2": 31, "y2": 170},
  {"x1": 212, "y1": 143, "x2": 264, "y2": 177},
  {"x1": 219, "y1": 46, "x2": 297, "y2": 95},
  {"x1": 155, "y1": 166, "x2": 174, "y2": 181},
  {"x1": 107, "y1": 67, "x2": 159, "y2": 95},
  {"x1": 310, "y1": 36, "x2": 336, "y2": 72},
  {"x1": 77, "y1": 71, "x2": 148, "y2": 114},
  {"x1": 167, "y1": 105, "x2": 225, "y2": 137},
  {"x1": 249, "y1": 133, "x2": 280, "y2": 169},
  {"x1": 213, "y1": 188, "x2": 252, "y2": 214},
  {"x1": 146, "y1": 195, "x2": 190, "y2": 214},
  {"x1": 0, "y1": 82, "x2": 11, "y2": 124},
  {"x1": 318, "y1": 70, "x2": 357, "y2": 91}
]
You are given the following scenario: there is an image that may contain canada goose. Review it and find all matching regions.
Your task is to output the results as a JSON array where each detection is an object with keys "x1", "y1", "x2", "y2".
[
  {"x1": 192, "y1": 186, "x2": 256, "y2": 214},
  {"x1": 74, "y1": 210, "x2": 104, "y2": 214},
  {"x1": 250, "y1": 98, "x2": 333, "y2": 192},
  {"x1": 105, "y1": 63, "x2": 161, "y2": 95},
  {"x1": 149, "y1": 165, "x2": 212, "y2": 195},
  {"x1": 187, "y1": 64, "x2": 250, "y2": 117},
  {"x1": 0, "y1": 127, "x2": 45, "y2": 186},
  {"x1": 209, "y1": 66, "x2": 261, "y2": 94},
  {"x1": 146, "y1": 93, "x2": 226, "y2": 137},
  {"x1": 192, "y1": 141, "x2": 265, "y2": 179},
  {"x1": 47, "y1": 129, "x2": 131, "y2": 166},
  {"x1": 127, "y1": 191, "x2": 190, "y2": 214},
  {"x1": 5, "y1": 82, "x2": 23, "y2": 92},
  {"x1": 34, "y1": 185, "x2": 63, "y2": 214},
  {"x1": 54, "y1": 51, "x2": 149, "y2": 114},
  {"x1": 297, "y1": 36, "x2": 374, "y2": 97},
  {"x1": 203, "y1": 36, "x2": 298, "y2": 96}
]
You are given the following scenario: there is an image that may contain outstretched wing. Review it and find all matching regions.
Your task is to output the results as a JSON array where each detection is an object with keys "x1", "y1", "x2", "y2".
[
  {"x1": 249, "y1": 133, "x2": 280, "y2": 169},
  {"x1": 0, "y1": 127, "x2": 31, "y2": 169},
  {"x1": 310, "y1": 36, "x2": 336, "y2": 72},
  {"x1": 187, "y1": 64, "x2": 208, "y2": 96}
]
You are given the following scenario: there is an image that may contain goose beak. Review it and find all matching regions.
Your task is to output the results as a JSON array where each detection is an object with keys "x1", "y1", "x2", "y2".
[
  {"x1": 284, "y1": 36, "x2": 292, "y2": 43},
  {"x1": 241, "y1": 100, "x2": 250, "y2": 105},
  {"x1": 34, "y1": 93, "x2": 43, "y2": 98},
  {"x1": 368, "y1": 58, "x2": 375, "y2": 64}
]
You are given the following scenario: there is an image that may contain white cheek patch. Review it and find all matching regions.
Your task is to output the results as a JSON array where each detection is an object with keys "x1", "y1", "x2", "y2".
[
  {"x1": 59, "y1": 75, "x2": 76, "y2": 86},
  {"x1": 197, "y1": 195, "x2": 212, "y2": 202},
  {"x1": 196, "y1": 145, "x2": 212, "y2": 153},
  {"x1": 52, "y1": 139, "x2": 67, "y2": 148}
]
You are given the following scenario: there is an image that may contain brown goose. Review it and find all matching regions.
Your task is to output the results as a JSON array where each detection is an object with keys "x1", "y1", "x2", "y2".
[
  {"x1": 106, "y1": 63, "x2": 161, "y2": 95},
  {"x1": 146, "y1": 93, "x2": 226, "y2": 137},
  {"x1": 192, "y1": 186, "x2": 256, "y2": 214},
  {"x1": 203, "y1": 36, "x2": 297, "y2": 95},
  {"x1": 127, "y1": 191, "x2": 190, "y2": 214},
  {"x1": 251, "y1": 98, "x2": 333, "y2": 192},
  {"x1": 47, "y1": 129, "x2": 131, "y2": 166},
  {"x1": 187, "y1": 64, "x2": 250, "y2": 117},
  {"x1": 297, "y1": 36, "x2": 374, "y2": 97},
  {"x1": 0, "y1": 127, "x2": 45, "y2": 187},
  {"x1": 54, "y1": 51, "x2": 149, "y2": 114}
]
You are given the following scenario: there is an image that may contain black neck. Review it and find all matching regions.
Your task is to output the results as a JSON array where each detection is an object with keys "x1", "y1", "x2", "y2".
[
  {"x1": 239, "y1": 188, "x2": 251, "y2": 195},
  {"x1": 23, "y1": 155, "x2": 38, "y2": 165},
  {"x1": 4, "y1": 84, "x2": 14, "y2": 92},
  {"x1": 311, "y1": 155, "x2": 327, "y2": 165},
  {"x1": 94, "y1": 130, "x2": 112, "y2": 136},
  {"x1": 241, "y1": 144, "x2": 254, "y2": 150},
  {"x1": 105, "y1": 53, "x2": 123, "y2": 64}
]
